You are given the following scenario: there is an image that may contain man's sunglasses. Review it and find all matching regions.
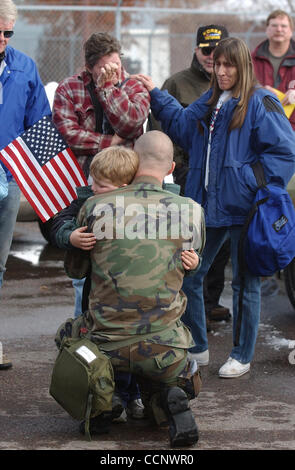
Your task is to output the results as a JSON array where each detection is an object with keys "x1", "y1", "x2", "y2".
[
  {"x1": 201, "y1": 47, "x2": 215, "y2": 56},
  {"x1": 0, "y1": 30, "x2": 14, "y2": 38}
]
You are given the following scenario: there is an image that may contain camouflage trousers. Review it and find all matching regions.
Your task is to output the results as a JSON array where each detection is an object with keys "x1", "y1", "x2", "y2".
[{"x1": 104, "y1": 341, "x2": 202, "y2": 426}]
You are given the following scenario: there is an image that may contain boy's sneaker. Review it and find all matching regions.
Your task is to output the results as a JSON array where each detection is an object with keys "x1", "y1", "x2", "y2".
[
  {"x1": 112, "y1": 408, "x2": 127, "y2": 423},
  {"x1": 161, "y1": 387, "x2": 199, "y2": 447},
  {"x1": 127, "y1": 398, "x2": 145, "y2": 419},
  {"x1": 111, "y1": 393, "x2": 125, "y2": 420}
]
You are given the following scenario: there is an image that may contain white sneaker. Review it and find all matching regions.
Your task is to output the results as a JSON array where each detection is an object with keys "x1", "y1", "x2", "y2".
[
  {"x1": 188, "y1": 349, "x2": 209, "y2": 366},
  {"x1": 127, "y1": 398, "x2": 145, "y2": 419},
  {"x1": 0, "y1": 342, "x2": 12, "y2": 370},
  {"x1": 219, "y1": 357, "x2": 250, "y2": 378},
  {"x1": 112, "y1": 409, "x2": 127, "y2": 423}
]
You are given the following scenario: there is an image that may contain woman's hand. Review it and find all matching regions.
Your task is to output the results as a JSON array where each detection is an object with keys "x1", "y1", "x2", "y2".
[{"x1": 131, "y1": 74, "x2": 156, "y2": 92}]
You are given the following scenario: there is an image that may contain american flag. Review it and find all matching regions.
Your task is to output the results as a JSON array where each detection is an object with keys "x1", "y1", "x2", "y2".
[{"x1": 0, "y1": 116, "x2": 88, "y2": 222}]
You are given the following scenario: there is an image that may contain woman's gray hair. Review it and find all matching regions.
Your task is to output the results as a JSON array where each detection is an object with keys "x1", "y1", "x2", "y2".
[{"x1": 0, "y1": 0, "x2": 18, "y2": 24}]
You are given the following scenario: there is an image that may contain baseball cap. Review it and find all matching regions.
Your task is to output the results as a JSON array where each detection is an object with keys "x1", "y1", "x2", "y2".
[{"x1": 196, "y1": 25, "x2": 229, "y2": 47}]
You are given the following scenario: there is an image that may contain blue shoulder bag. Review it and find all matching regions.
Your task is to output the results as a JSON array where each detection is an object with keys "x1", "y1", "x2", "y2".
[{"x1": 235, "y1": 161, "x2": 295, "y2": 346}]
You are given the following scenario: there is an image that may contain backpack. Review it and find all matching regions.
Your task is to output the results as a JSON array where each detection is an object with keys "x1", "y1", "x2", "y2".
[
  {"x1": 239, "y1": 161, "x2": 295, "y2": 277},
  {"x1": 50, "y1": 323, "x2": 114, "y2": 440},
  {"x1": 235, "y1": 161, "x2": 295, "y2": 345}
]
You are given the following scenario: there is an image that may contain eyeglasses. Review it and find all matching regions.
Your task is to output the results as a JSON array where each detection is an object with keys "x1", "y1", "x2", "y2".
[
  {"x1": 201, "y1": 47, "x2": 215, "y2": 56},
  {"x1": 0, "y1": 30, "x2": 14, "y2": 38}
]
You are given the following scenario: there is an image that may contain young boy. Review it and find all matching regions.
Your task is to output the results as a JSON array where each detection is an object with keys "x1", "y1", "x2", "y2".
[
  {"x1": 51, "y1": 145, "x2": 199, "y2": 422},
  {"x1": 69, "y1": 146, "x2": 139, "y2": 251}
]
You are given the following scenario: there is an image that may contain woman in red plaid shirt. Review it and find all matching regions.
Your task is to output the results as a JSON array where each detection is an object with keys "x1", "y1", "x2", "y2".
[{"x1": 52, "y1": 32, "x2": 150, "y2": 179}]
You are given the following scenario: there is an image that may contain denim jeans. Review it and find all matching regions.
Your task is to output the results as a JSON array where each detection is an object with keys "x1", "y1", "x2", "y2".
[
  {"x1": 182, "y1": 226, "x2": 261, "y2": 364},
  {"x1": 0, "y1": 179, "x2": 21, "y2": 290},
  {"x1": 72, "y1": 278, "x2": 85, "y2": 318},
  {"x1": 114, "y1": 371, "x2": 140, "y2": 407}
]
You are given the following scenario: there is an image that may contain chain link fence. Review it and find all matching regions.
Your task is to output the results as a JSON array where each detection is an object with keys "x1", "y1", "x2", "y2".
[{"x1": 10, "y1": 5, "x2": 295, "y2": 87}]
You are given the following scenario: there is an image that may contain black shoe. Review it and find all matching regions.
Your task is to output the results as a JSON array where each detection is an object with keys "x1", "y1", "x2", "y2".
[
  {"x1": 79, "y1": 411, "x2": 112, "y2": 436},
  {"x1": 209, "y1": 305, "x2": 231, "y2": 322},
  {"x1": 206, "y1": 316, "x2": 212, "y2": 332},
  {"x1": 162, "y1": 386, "x2": 199, "y2": 447}
]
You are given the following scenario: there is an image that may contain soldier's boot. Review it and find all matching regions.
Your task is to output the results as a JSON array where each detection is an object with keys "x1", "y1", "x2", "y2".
[
  {"x1": 79, "y1": 411, "x2": 112, "y2": 436},
  {"x1": 161, "y1": 386, "x2": 199, "y2": 447},
  {"x1": 79, "y1": 393, "x2": 124, "y2": 435}
]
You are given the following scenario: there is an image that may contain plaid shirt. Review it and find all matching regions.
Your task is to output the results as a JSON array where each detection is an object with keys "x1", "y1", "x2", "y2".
[{"x1": 52, "y1": 68, "x2": 150, "y2": 176}]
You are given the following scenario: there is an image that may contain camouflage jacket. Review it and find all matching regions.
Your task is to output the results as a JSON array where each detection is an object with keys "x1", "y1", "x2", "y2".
[{"x1": 69, "y1": 175, "x2": 206, "y2": 350}]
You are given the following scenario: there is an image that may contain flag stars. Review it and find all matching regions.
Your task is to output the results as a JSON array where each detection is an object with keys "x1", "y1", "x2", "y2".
[
  {"x1": 22, "y1": 116, "x2": 67, "y2": 164},
  {"x1": 1, "y1": 115, "x2": 87, "y2": 223}
]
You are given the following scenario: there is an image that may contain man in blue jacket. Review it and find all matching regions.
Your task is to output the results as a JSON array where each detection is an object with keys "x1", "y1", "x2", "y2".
[{"x1": 0, "y1": 0, "x2": 50, "y2": 369}]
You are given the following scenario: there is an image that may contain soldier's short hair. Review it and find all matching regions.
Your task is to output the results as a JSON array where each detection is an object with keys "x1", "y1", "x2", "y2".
[
  {"x1": 90, "y1": 146, "x2": 139, "y2": 187},
  {"x1": 84, "y1": 33, "x2": 122, "y2": 68}
]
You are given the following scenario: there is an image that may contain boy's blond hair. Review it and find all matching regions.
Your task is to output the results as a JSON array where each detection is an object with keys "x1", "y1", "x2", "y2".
[{"x1": 90, "y1": 146, "x2": 139, "y2": 187}]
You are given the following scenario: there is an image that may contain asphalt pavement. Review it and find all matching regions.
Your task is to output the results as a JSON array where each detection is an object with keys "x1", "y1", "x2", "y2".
[{"x1": 1, "y1": 221, "x2": 295, "y2": 459}]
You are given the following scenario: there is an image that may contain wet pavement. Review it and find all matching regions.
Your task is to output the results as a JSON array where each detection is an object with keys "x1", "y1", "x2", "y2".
[{"x1": 1, "y1": 221, "x2": 295, "y2": 456}]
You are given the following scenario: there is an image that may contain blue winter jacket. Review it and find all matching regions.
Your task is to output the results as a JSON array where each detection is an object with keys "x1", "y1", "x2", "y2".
[
  {"x1": 0, "y1": 46, "x2": 51, "y2": 181},
  {"x1": 150, "y1": 86, "x2": 295, "y2": 227}
]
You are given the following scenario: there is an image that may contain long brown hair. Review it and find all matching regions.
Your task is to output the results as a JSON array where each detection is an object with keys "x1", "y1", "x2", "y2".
[{"x1": 207, "y1": 37, "x2": 257, "y2": 130}]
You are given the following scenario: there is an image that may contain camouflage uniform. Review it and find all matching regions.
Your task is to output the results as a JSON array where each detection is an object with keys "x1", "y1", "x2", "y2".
[{"x1": 66, "y1": 175, "x2": 205, "y2": 422}]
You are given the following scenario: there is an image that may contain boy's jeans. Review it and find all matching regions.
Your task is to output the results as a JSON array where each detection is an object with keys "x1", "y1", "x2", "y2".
[
  {"x1": 182, "y1": 226, "x2": 261, "y2": 364},
  {"x1": 72, "y1": 278, "x2": 86, "y2": 318},
  {"x1": 0, "y1": 180, "x2": 21, "y2": 290}
]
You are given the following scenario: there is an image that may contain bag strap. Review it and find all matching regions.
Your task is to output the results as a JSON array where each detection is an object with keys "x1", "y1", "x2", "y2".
[
  {"x1": 251, "y1": 160, "x2": 267, "y2": 189},
  {"x1": 84, "y1": 393, "x2": 93, "y2": 441},
  {"x1": 86, "y1": 81, "x2": 104, "y2": 133},
  {"x1": 86, "y1": 78, "x2": 129, "y2": 134}
]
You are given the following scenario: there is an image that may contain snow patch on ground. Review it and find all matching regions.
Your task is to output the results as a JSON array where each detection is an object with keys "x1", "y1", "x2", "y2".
[{"x1": 260, "y1": 323, "x2": 295, "y2": 350}]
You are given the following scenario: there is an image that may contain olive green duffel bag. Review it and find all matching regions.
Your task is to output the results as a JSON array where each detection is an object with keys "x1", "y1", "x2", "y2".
[{"x1": 49, "y1": 336, "x2": 114, "y2": 440}]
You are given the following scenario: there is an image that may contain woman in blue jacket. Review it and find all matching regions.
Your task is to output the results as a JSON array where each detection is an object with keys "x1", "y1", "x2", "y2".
[{"x1": 136, "y1": 37, "x2": 295, "y2": 378}]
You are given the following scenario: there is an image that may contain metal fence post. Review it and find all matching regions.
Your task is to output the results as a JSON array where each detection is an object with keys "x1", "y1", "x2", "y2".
[{"x1": 115, "y1": 1, "x2": 122, "y2": 41}]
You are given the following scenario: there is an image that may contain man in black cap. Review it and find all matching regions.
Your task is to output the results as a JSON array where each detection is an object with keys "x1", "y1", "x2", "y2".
[{"x1": 148, "y1": 24, "x2": 231, "y2": 338}]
